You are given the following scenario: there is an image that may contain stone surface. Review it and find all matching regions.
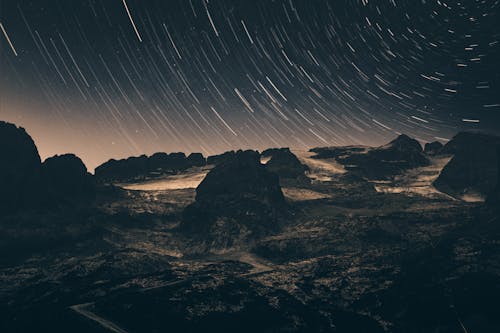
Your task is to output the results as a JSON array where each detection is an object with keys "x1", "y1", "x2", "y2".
[
  {"x1": 42, "y1": 154, "x2": 96, "y2": 206},
  {"x1": 311, "y1": 134, "x2": 429, "y2": 180},
  {"x1": 424, "y1": 141, "x2": 444, "y2": 155},
  {"x1": 434, "y1": 132, "x2": 500, "y2": 200},
  {"x1": 0, "y1": 121, "x2": 43, "y2": 213},
  {"x1": 261, "y1": 148, "x2": 309, "y2": 179},
  {"x1": 182, "y1": 150, "x2": 285, "y2": 241}
]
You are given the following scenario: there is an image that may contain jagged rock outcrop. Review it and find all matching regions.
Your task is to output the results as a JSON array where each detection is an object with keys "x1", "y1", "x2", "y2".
[
  {"x1": 206, "y1": 151, "x2": 236, "y2": 165},
  {"x1": 424, "y1": 141, "x2": 443, "y2": 155},
  {"x1": 42, "y1": 154, "x2": 95, "y2": 206},
  {"x1": 0, "y1": 121, "x2": 96, "y2": 213},
  {"x1": 95, "y1": 155, "x2": 149, "y2": 182},
  {"x1": 95, "y1": 152, "x2": 206, "y2": 182},
  {"x1": 0, "y1": 121, "x2": 43, "y2": 213},
  {"x1": 261, "y1": 148, "x2": 309, "y2": 179},
  {"x1": 181, "y1": 150, "x2": 286, "y2": 244},
  {"x1": 311, "y1": 134, "x2": 429, "y2": 180},
  {"x1": 439, "y1": 132, "x2": 500, "y2": 155},
  {"x1": 433, "y1": 132, "x2": 500, "y2": 200}
]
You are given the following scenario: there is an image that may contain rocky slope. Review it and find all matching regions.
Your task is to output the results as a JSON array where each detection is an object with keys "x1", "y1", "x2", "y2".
[{"x1": 433, "y1": 132, "x2": 500, "y2": 201}]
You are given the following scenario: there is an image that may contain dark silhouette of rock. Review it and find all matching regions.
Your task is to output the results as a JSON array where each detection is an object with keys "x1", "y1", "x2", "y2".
[
  {"x1": 312, "y1": 134, "x2": 429, "y2": 180},
  {"x1": 181, "y1": 150, "x2": 286, "y2": 242},
  {"x1": 486, "y1": 148, "x2": 500, "y2": 209},
  {"x1": 0, "y1": 121, "x2": 44, "y2": 213},
  {"x1": 148, "y1": 152, "x2": 170, "y2": 171},
  {"x1": 206, "y1": 151, "x2": 236, "y2": 165},
  {"x1": 187, "y1": 153, "x2": 206, "y2": 167},
  {"x1": 95, "y1": 155, "x2": 149, "y2": 181},
  {"x1": 310, "y1": 146, "x2": 366, "y2": 159},
  {"x1": 487, "y1": 148, "x2": 500, "y2": 208},
  {"x1": 424, "y1": 141, "x2": 443, "y2": 155},
  {"x1": 1, "y1": 121, "x2": 96, "y2": 213},
  {"x1": 95, "y1": 152, "x2": 206, "y2": 182},
  {"x1": 439, "y1": 132, "x2": 500, "y2": 155},
  {"x1": 261, "y1": 148, "x2": 309, "y2": 179},
  {"x1": 42, "y1": 154, "x2": 95, "y2": 207},
  {"x1": 433, "y1": 132, "x2": 500, "y2": 200},
  {"x1": 165, "y1": 152, "x2": 188, "y2": 170}
]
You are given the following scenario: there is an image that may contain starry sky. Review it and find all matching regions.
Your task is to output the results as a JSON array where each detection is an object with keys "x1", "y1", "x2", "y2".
[{"x1": 1, "y1": 0, "x2": 499, "y2": 170}]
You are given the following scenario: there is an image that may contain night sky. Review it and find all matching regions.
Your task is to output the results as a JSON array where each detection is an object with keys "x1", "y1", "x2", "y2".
[{"x1": 1, "y1": 0, "x2": 499, "y2": 170}]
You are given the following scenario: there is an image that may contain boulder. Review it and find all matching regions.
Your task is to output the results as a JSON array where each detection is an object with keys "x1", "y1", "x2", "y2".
[
  {"x1": 165, "y1": 152, "x2": 188, "y2": 170},
  {"x1": 439, "y1": 132, "x2": 500, "y2": 155},
  {"x1": 181, "y1": 150, "x2": 286, "y2": 241},
  {"x1": 424, "y1": 141, "x2": 444, "y2": 155},
  {"x1": 0, "y1": 121, "x2": 44, "y2": 213},
  {"x1": 42, "y1": 154, "x2": 95, "y2": 206},
  {"x1": 95, "y1": 155, "x2": 149, "y2": 181},
  {"x1": 186, "y1": 153, "x2": 206, "y2": 168},
  {"x1": 261, "y1": 148, "x2": 309, "y2": 179},
  {"x1": 433, "y1": 132, "x2": 500, "y2": 200}
]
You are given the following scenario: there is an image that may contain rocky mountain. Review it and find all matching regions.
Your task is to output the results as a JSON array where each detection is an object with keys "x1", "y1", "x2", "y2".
[
  {"x1": 0, "y1": 121, "x2": 45, "y2": 214},
  {"x1": 434, "y1": 132, "x2": 500, "y2": 200},
  {"x1": 181, "y1": 150, "x2": 286, "y2": 245},
  {"x1": 0, "y1": 121, "x2": 96, "y2": 215},
  {"x1": 311, "y1": 134, "x2": 429, "y2": 180},
  {"x1": 95, "y1": 152, "x2": 207, "y2": 182},
  {"x1": 261, "y1": 148, "x2": 309, "y2": 179},
  {"x1": 424, "y1": 141, "x2": 443, "y2": 155}
]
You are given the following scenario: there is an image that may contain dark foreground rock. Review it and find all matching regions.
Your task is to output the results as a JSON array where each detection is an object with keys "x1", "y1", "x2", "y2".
[
  {"x1": 181, "y1": 150, "x2": 286, "y2": 244},
  {"x1": 486, "y1": 148, "x2": 500, "y2": 209},
  {"x1": 434, "y1": 132, "x2": 500, "y2": 200},
  {"x1": 0, "y1": 121, "x2": 44, "y2": 213},
  {"x1": 261, "y1": 148, "x2": 309, "y2": 179},
  {"x1": 0, "y1": 121, "x2": 97, "y2": 215},
  {"x1": 42, "y1": 154, "x2": 96, "y2": 207},
  {"x1": 311, "y1": 134, "x2": 429, "y2": 180}
]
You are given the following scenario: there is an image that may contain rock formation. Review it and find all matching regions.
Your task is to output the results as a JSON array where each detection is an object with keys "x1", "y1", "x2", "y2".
[
  {"x1": 433, "y1": 132, "x2": 500, "y2": 200},
  {"x1": 95, "y1": 152, "x2": 206, "y2": 182},
  {"x1": 0, "y1": 121, "x2": 96, "y2": 214},
  {"x1": 439, "y1": 132, "x2": 500, "y2": 155},
  {"x1": 0, "y1": 121, "x2": 43, "y2": 213},
  {"x1": 261, "y1": 148, "x2": 309, "y2": 179},
  {"x1": 186, "y1": 153, "x2": 206, "y2": 167},
  {"x1": 42, "y1": 154, "x2": 95, "y2": 206},
  {"x1": 206, "y1": 151, "x2": 236, "y2": 166},
  {"x1": 312, "y1": 134, "x2": 429, "y2": 180},
  {"x1": 424, "y1": 141, "x2": 443, "y2": 155},
  {"x1": 181, "y1": 150, "x2": 286, "y2": 243}
]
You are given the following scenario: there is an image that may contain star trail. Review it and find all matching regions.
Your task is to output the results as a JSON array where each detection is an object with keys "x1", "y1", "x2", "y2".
[{"x1": 0, "y1": 0, "x2": 499, "y2": 169}]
